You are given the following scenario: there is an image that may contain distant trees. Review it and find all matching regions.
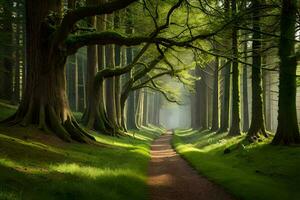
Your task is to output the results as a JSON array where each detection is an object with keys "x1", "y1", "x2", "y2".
[
  {"x1": 0, "y1": 0, "x2": 25, "y2": 104},
  {"x1": 189, "y1": 0, "x2": 299, "y2": 145}
]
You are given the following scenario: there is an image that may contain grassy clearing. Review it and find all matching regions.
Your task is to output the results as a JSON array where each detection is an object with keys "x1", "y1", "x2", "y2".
[
  {"x1": 0, "y1": 103, "x2": 162, "y2": 200},
  {"x1": 173, "y1": 129, "x2": 300, "y2": 200}
]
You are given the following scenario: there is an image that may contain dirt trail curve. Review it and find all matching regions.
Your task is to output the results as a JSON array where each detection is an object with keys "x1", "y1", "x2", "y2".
[{"x1": 147, "y1": 130, "x2": 235, "y2": 200}]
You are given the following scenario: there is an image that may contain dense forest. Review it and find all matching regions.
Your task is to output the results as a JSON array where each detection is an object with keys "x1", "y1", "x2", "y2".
[{"x1": 0, "y1": 0, "x2": 299, "y2": 199}]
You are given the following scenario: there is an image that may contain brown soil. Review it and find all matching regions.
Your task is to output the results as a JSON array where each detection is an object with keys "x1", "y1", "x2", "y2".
[{"x1": 147, "y1": 131, "x2": 235, "y2": 200}]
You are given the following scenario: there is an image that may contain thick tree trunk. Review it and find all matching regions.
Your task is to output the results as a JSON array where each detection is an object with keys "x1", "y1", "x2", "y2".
[
  {"x1": 4, "y1": 0, "x2": 94, "y2": 142},
  {"x1": 272, "y1": 0, "x2": 300, "y2": 145},
  {"x1": 228, "y1": 0, "x2": 241, "y2": 136},
  {"x1": 82, "y1": 0, "x2": 115, "y2": 135},
  {"x1": 247, "y1": 0, "x2": 268, "y2": 140},
  {"x1": 211, "y1": 57, "x2": 219, "y2": 131}
]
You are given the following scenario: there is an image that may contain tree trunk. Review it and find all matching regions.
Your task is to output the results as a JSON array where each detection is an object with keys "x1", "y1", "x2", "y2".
[
  {"x1": 199, "y1": 69, "x2": 208, "y2": 129},
  {"x1": 4, "y1": 0, "x2": 94, "y2": 143},
  {"x1": 272, "y1": 0, "x2": 300, "y2": 145},
  {"x1": 219, "y1": 60, "x2": 231, "y2": 132},
  {"x1": 211, "y1": 56, "x2": 219, "y2": 131},
  {"x1": 242, "y1": 39, "x2": 249, "y2": 132},
  {"x1": 247, "y1": 0, "x2": 268, "y2": 140},
  {"x1": 134, "y1": 89, "x2": 142, "y2": 128},
  {"x1": 143, "y1": 89, "x2": 148, "y2": 126},
  {"x1": 194, "y1": 66, "x2": 202, "y2": 129},
  {"x1": 218, "y1": 0, "x2": 231, "y2": 133},
  {"x1": 114, "y1": 11, "x2": 122, "y2": 128},
  {"x1": 228, "y1": 0, "x2": 241, "y2": 136},
  {"x1": 81, "y1": 0, "x2": 115, "y2": 135}
]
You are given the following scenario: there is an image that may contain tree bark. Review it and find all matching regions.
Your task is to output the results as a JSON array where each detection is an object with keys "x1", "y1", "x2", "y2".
[
  {"x1": 194, "y1": 66, "x2": 202, "y2": 129},
  {"x1": 219, "y1": 60, "x2": 231, "y2": 132},
  {"x1": 247, "y1": 0, "x2": 268, "y2": 140},
  {"x1": 199, "y1": 69, "x2": 208, "y2": 129},
  {"x1": 211, "y1": 56, "x2": 219, "y2": 131},
  {"x1": 272, "y1": 0, "x2": 300, "y2": 145},
  {"x1": 242, "y1": 39, "x2": 249, "y2": 132},
  {"x1": 114, "y1": 11, "x2": 122, "y2": 128},
  {"x1": 228, "y1": 0, "x2": 241, "y2": 136},
  {"x1": 81, "y1": 0, "x2": 115, "y2": 135},
  {"x1": 143, "y1": 89, "x2": 148, "y2": 126},
  {"x1": 4, "y1": 0, "x2": 94, "y2": 142}
]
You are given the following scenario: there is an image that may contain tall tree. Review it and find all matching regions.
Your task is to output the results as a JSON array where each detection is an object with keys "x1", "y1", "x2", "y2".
[
  {"x1": 218, "y1": 0, "x2": 231, "y2": 133},
  {"x1": 199, "y1": 69, "x2": 208, "y2": 129},
  {"x1": 211, "y1": 56, "x2": 219, "y2": 131},
  {"x1": 114, "y1": 11, "x2": 122, "y2": 128},
  {"x1": 272, "y1": 0, "x2": 300, "y2": 145},
  {"x1": 143, "y1": 89, "x2": 148, "y2": 126},
  {"x1": 228, "y1": 0, "x2": 241, "y2": 136},
  {"x1": 247, "y1": 0, "x2": 268, "y2": 140},
  {"x1": 3, "y1": 0, "x2": 138, "y2": 142},
  {"x1": 242, "y1": 39, "x2": 249, "y2": 132},
  {"x1": 105, "y1": 12, "x2": 119, "y2": 132}
]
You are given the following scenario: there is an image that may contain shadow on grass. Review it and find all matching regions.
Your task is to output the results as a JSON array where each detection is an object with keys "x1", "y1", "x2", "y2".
[
  {"x1": 0, "y1": 125, "x2": 156, "y2": 200},
  {"x1": 0, "y1": 162, "x2": 147, "y2": 200},
  {"x1": 173, "y1": 129, "x2": 300, "y2": 200}
]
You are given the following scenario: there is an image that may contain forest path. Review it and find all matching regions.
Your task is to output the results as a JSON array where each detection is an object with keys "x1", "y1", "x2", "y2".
[{"x1": 147, "y1": 130, "x2": 235, "y2": 200}]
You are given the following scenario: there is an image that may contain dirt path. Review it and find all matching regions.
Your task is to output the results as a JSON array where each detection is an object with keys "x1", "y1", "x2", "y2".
[{"x1": 147, "y1": 131, "x2": 235, "y2": 200}]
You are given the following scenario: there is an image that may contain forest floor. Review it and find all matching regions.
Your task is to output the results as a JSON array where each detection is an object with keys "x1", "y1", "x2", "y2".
[
  {"x1": 148, "y1": 130, "x2": 234, "y2": 200},
  {"x1": 173, "y1": 129, "x2": 300, "y2": 200},
  {"x1": 0, "y1": 102, "x2": 163, "y2": 200}
]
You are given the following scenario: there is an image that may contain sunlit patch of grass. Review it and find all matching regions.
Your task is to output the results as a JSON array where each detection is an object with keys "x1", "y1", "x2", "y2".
[
  {"x1": 51, "y1": 163, "x2": 144, "y2": 181},
  {"x1": 0, "y1": 104, "x2": 162, "y2": 200},
  {"x1": 173, "y1": 129, "x2": 300, "y2": 200}
]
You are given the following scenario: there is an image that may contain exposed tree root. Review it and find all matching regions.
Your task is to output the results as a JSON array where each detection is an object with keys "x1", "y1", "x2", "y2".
[
  {"x1": 81, "y1": 105, "x2": 125, "y2": 137},
  {"x1": 247, "y1": 128, "x2": 269, "y2": 143},
  {"x1": 2, "y1": 103, "x2": 95, "y2": 143}
]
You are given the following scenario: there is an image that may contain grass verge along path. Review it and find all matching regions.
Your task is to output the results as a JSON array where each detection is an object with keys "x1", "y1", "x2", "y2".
[{"x1": 173, "y1": 129, "x2": 300, "y2": 200}]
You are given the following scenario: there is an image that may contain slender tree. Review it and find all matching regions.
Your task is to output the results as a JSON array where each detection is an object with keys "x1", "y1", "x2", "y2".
[
  {"x1": 242, "y1": 39, "x2": 249, "y2": 132},
  {"x1": 247, "y1": 0, "x2": 268, "y2": 140},
  {"x1": 228, "y1": 0, "x2": 241, "y2": 136},
  {"x1": 211, "y1": 56, "x2": 219, "y2": 131}
]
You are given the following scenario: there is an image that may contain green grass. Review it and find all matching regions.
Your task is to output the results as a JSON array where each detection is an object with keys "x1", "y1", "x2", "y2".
[
  {"x1": 173, "y1": 129, "x2": 300, "y2": 200},
  {"x1": 0, "y1": 102, "x2": 162, "y2": 200}
]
